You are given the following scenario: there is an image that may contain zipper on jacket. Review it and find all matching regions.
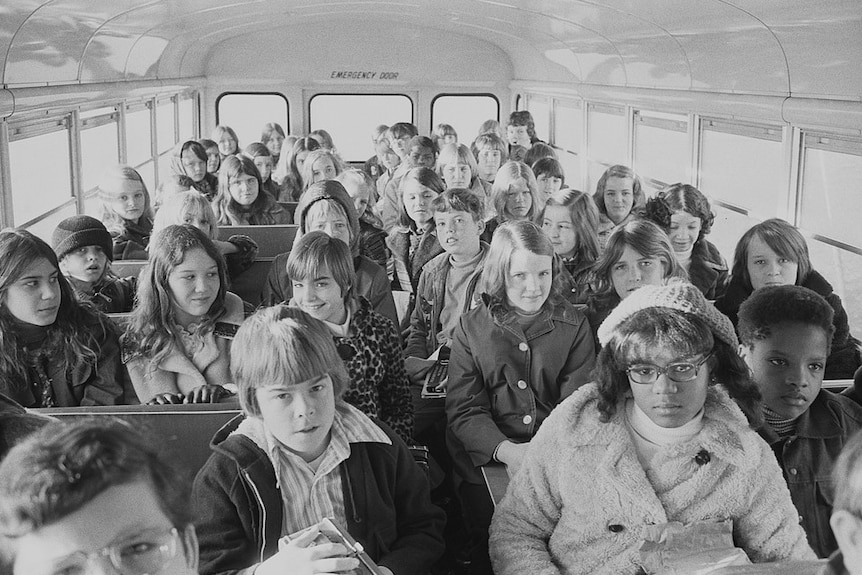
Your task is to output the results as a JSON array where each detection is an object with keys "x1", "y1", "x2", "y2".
[{"x1": 240, "y1": 468, "x2": 269, "y2": 561}]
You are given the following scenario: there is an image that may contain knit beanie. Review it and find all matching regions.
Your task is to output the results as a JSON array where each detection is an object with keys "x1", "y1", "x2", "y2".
[
  {"x1": 597, "y1": 280, "x2": 738, "y2": 348},
  {"x1": 51, "y1": 215, "x2": 114, "y2": 262}
]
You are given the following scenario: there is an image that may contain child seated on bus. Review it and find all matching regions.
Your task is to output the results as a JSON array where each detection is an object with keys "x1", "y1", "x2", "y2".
[
  {"x1": 243, "y1": 142, "x2": 279, "y2": 199},
  {"x1": 472, "y1": 132, "x2": 508, "y2": 190},
  {"x1": 738, "y1": 285, "x2": 862, "y2": 558},
  {"x1": 433, "y1": 122, "x2": 458, "y2": 150},
  {"x1": 213, "y1": 155, "x2": 291, "y2": 226},
  {"x1": 824, "y1": 430, "x2": 862, "y2": 575},
  {"x1": 585, "y1": 219, "x2": 687, "y2": 348},
  {"x1": 192, "y1": 305, "x2": 445, "y2": 575},
  {"x1": 122, "y1": 225, "x2": 244, "y2": 405},
  {"x1": 262, "y1": 180, "x2": 397, "y2": 325},
  {"x1": 379, "y1": 135, "x2": 437, "y2": 232},
  {"x1": 287, "y1": 232, "x2": 413, "y2": 443},
  {"x1": 336, "y1": 168, "x2": 389, "y2": 268},
  {"x1": 446, "y1": 220, "x2": 595, "y2": 575},
  {"x1": 199, "y1": 138, "x2": 221, "y2": 176},
  {"x1": 716, "y1": 218, "x2": 862, "y2": 380},
  {"x1": 274, "y1": 135, "x2": 320, "y2": 200},
  {"x1": 483, "y1": 160, "x2": 541, "y2": 242},
  {"x1": 532, "y1": 156, "x2": 565, "y2": 205},
  {"x1": 437, "y1": 142, "x2": 488, "y2": 198},
  {"x1": 538, "y1": 189, "x2": 599, "y2": 305},
  {"x1": 644, "y1": 183, "x2": 729, "y2": 300},
  {"x1": 170, "y1": 140, "x2": 218, "y2": 200},
  {"x1": 97, "y1": 164, "x2": 154, "y2": 260},
  {"x1": 310, "y1": 128, "x2": 336, "y2": 151},
  {"x1": 592, "y1": 164, "x2": 646, "y2": 250},
  {"x1": 0, "y1": 419, "x2": 200, "y2": 575},
  {"x1": 212, "y1": 124, "x2": 239, "y2": 160},
  {"x1": 363, "y1": 123, "x2": 390, "y2": 184},
  {"x1": 260, "y1": 121, "x2": 286, "y2": 165},
  {"x1": 377, "y1": 123, "x2": 420, "y2": 229},
  {"x1": 300, "y1": 148, "x2": 344, "y2": 194},
  {"x1": 51, "y1": 215, "x2": 136, "y2": 313},
  {"x1": 387, "y1": 167, "x2": 446, "y2": 295},
  {"x1": 153, "y1": 191, "x2": 258, "y2": 279},
  {"x1": 0, "y1": 230, "x2": 126, "y2": 407},
  {"x1": 406, "y1": 188, "x2": 488, "y2": 441},
  {"x1": 506, "y1": 110, "x2": 540, "y2": 152}
]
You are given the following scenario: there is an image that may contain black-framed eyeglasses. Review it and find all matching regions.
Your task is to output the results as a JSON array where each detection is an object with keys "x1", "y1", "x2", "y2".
[
  {"x1": 625, "y1": 352, "x2": 713, "y2": 385},
  {"x1": 42, "y1": 527, "x2": 181, "y2": 575}
]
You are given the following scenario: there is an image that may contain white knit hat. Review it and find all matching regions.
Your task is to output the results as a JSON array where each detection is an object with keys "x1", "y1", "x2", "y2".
[{"x1": 597, "y1": 280, "x2": 737, "y2": 348}]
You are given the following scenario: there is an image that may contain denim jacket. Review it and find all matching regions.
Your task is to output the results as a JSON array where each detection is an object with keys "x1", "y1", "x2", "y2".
[{"x1": 759, "y1": 389, "x2": 862, "y2": 558}]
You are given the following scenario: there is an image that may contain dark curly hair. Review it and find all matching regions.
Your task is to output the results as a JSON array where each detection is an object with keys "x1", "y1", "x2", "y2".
[
  {"x1": 594, "y1": 307, "x2": 761, "y2": 427},
  {"x1": 648, "y1": 183, "x2": 715, "y2": 242},
  {"x1": 737, "y1": 285, "x2": 834, "y2": 351}
]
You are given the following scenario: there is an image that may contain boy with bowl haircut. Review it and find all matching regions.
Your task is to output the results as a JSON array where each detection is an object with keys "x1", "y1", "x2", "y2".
[
  {"x1": 0, "y1": 419, "x2": 199, "y2": 575},
  {"x1": 192, "y1": 305, "x2": 444, "y2": 575},
  {"x1": 824, "y1": 430, "x2": 862, "y2": 574},
  {"x1": 738, "y1": 285, "x2": 862, "y2": 558}
]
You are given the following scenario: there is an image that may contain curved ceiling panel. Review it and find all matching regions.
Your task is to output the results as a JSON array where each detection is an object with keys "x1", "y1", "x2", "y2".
[{"x1": 0, "y1": 0, "x2": 858, "y2": 101}]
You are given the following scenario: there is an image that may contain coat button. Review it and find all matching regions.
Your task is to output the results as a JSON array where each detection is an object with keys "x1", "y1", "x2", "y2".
[
  {"x1": 518, "y1": 342, "x2": 528, "y2": 352},
  {"x1": 517, "y1": 380, "x2": 527, "y2": 389},
  {"x1": 522, "y1": 414, "x2": 532, "y2": 424},
  {"x1": 789, "y1": 468, "x2": 798, "y2": 476}
]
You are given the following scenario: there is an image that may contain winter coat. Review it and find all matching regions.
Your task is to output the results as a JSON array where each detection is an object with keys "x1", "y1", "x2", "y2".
[
  {"x1": 214, "y1": 192, "x2": 291, "y2": 226},
  {"x1": 192, "y1": 408, "x2": 446, "y2": 575},
  {"x1": 68, "y1": 273, "x2": 136, "y2": 313},
  {"x1": 715, "y1": 270, "x2": 861, "y2": 379},
  {"x1": 3, "y1": 313, "x2": 128, "y2": 408},
  {"x1": 121, "y1": 292, "x2": 244, "y2": 402},
  {"x1": 558, "y1": 256, "x2": 594, "y2": 306},
  {"x1": 490, "y1": 384, "x2": 816, "y2": 575},
  {"x1": 358, "y1": 218, "x2": 390, "y2": 269},
  {"x1": 386, "y1": 224, "x2": 444, "y2": 294},
  {"x1": 446, "y1": 296, "x2": 596, "y2": 484},
  {"x1": 686, "y1": 239, "x2": 729, "y2": 300},
  {"x1": 262, "y1": 253, "x2": 397, "y2": 327},
  {"x1": 110, "y1": 217, "x2": 152, "y2": 260},
  {"x1": 330, "y1": 297, "x2": 413, "y2": 443},
  {"x1": 758, "y1": 389, "x2": 862, "y2": 558}
]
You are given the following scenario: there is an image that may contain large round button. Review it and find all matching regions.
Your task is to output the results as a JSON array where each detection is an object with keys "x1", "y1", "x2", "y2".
[
  {"x1": 789, "y1": 468, "x2": 798, "y2": 476},
  {"x1": 518, "y1": 342, "x2": 529, "y2": 352},
  {"x1": 517, "y1": 380, "x2": 527, "y2": 389},
  {"x1": 522, "y1": 414, "x2": 533, "y2": 425}
]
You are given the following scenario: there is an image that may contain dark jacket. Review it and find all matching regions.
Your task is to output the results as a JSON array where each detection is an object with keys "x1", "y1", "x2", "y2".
[
  {"x1": 192, "y1": 413, "x2": 446, "y2": 575},
  {"x1": 716, "y1": 270, "x2": 861, "y2": 379},
  {"x1": 358, "y1": 218, "x2": 390, "y2": 269},
  {"x1": 262, "y1": 253, "x2": 397, "y2": 327},
  {"x1": 687, "y1": 239, "x2": 729, "y2": 300},
  {"x1": 558, "y1": 256, "x2": 594, "y2": 306},
  {"x1": 68, "y1": 273, "x2": 136, "y2": 313},
  {"x1": 759, "y1": 390, "x2": 862, "y2": 558},
  {"x1": 3, "y1": 313, "x2": 129, "y2": 407},
  {"x1": 111, "y1": 216, "x2": 152, "y2": 260},
  {"x1": 446, "y1": 296, "x2": 596, "y2": 484},
  {"x1": 386, "y1": 225, "x2": 444, "y2": 293},
  {"x1": 405, "y1": 245, "x2": 487, "y2": 360},
  {"x1": 585, "y1": 291, "x2": 622, "y2": 351}
]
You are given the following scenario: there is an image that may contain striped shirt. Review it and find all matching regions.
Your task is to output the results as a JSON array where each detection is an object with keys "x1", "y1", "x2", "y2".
[{"x1": 263, "y1": 402, "x2": 392, "y2": 536}]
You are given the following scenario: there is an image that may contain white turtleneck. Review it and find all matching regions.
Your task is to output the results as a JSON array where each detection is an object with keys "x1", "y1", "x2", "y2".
[{"x1": 625, "y1": 398, "x2": 704, "y2": 469}]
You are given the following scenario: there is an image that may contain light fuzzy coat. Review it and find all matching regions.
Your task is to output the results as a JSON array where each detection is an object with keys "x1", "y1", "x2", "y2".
[{"x1": 489, "y1": 383, "x2": 815, "y2": 575}]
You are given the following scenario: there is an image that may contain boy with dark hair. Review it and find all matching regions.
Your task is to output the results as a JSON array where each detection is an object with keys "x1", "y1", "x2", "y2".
[
  {"x1": 0, "y1": 418, "x2": 199, "y2": 575},
  {"x1": 823, "y1": 430, "x2": 862, "y2": 574},
  {"x1": 738, "y1": 284, "x2": 862, "y2": 558}
]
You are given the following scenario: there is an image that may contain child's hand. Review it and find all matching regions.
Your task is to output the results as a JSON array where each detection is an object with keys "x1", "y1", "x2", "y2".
[
  {"x1": 147, "y1": 393, "x2": 184, "y2": 405},
  {"x1": 183, "y1": 384, "x2": 229, "y2": 404},
  {"x1": 496, "y1": 440, "x2": 530, "y2": 477},
  {"x1": 255, "y1": 528, "x2": 360, "y2": 575}
]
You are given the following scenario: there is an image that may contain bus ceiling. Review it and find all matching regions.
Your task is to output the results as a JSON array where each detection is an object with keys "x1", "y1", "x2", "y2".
[{"x1": 0, "y1": 1, "x2": 859, "y2": 102}]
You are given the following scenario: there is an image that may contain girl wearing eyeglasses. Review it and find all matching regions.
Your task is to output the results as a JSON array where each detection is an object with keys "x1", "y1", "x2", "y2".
[{"x1": 489, "y1": 280, "x2": 816, "y2": 575}]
